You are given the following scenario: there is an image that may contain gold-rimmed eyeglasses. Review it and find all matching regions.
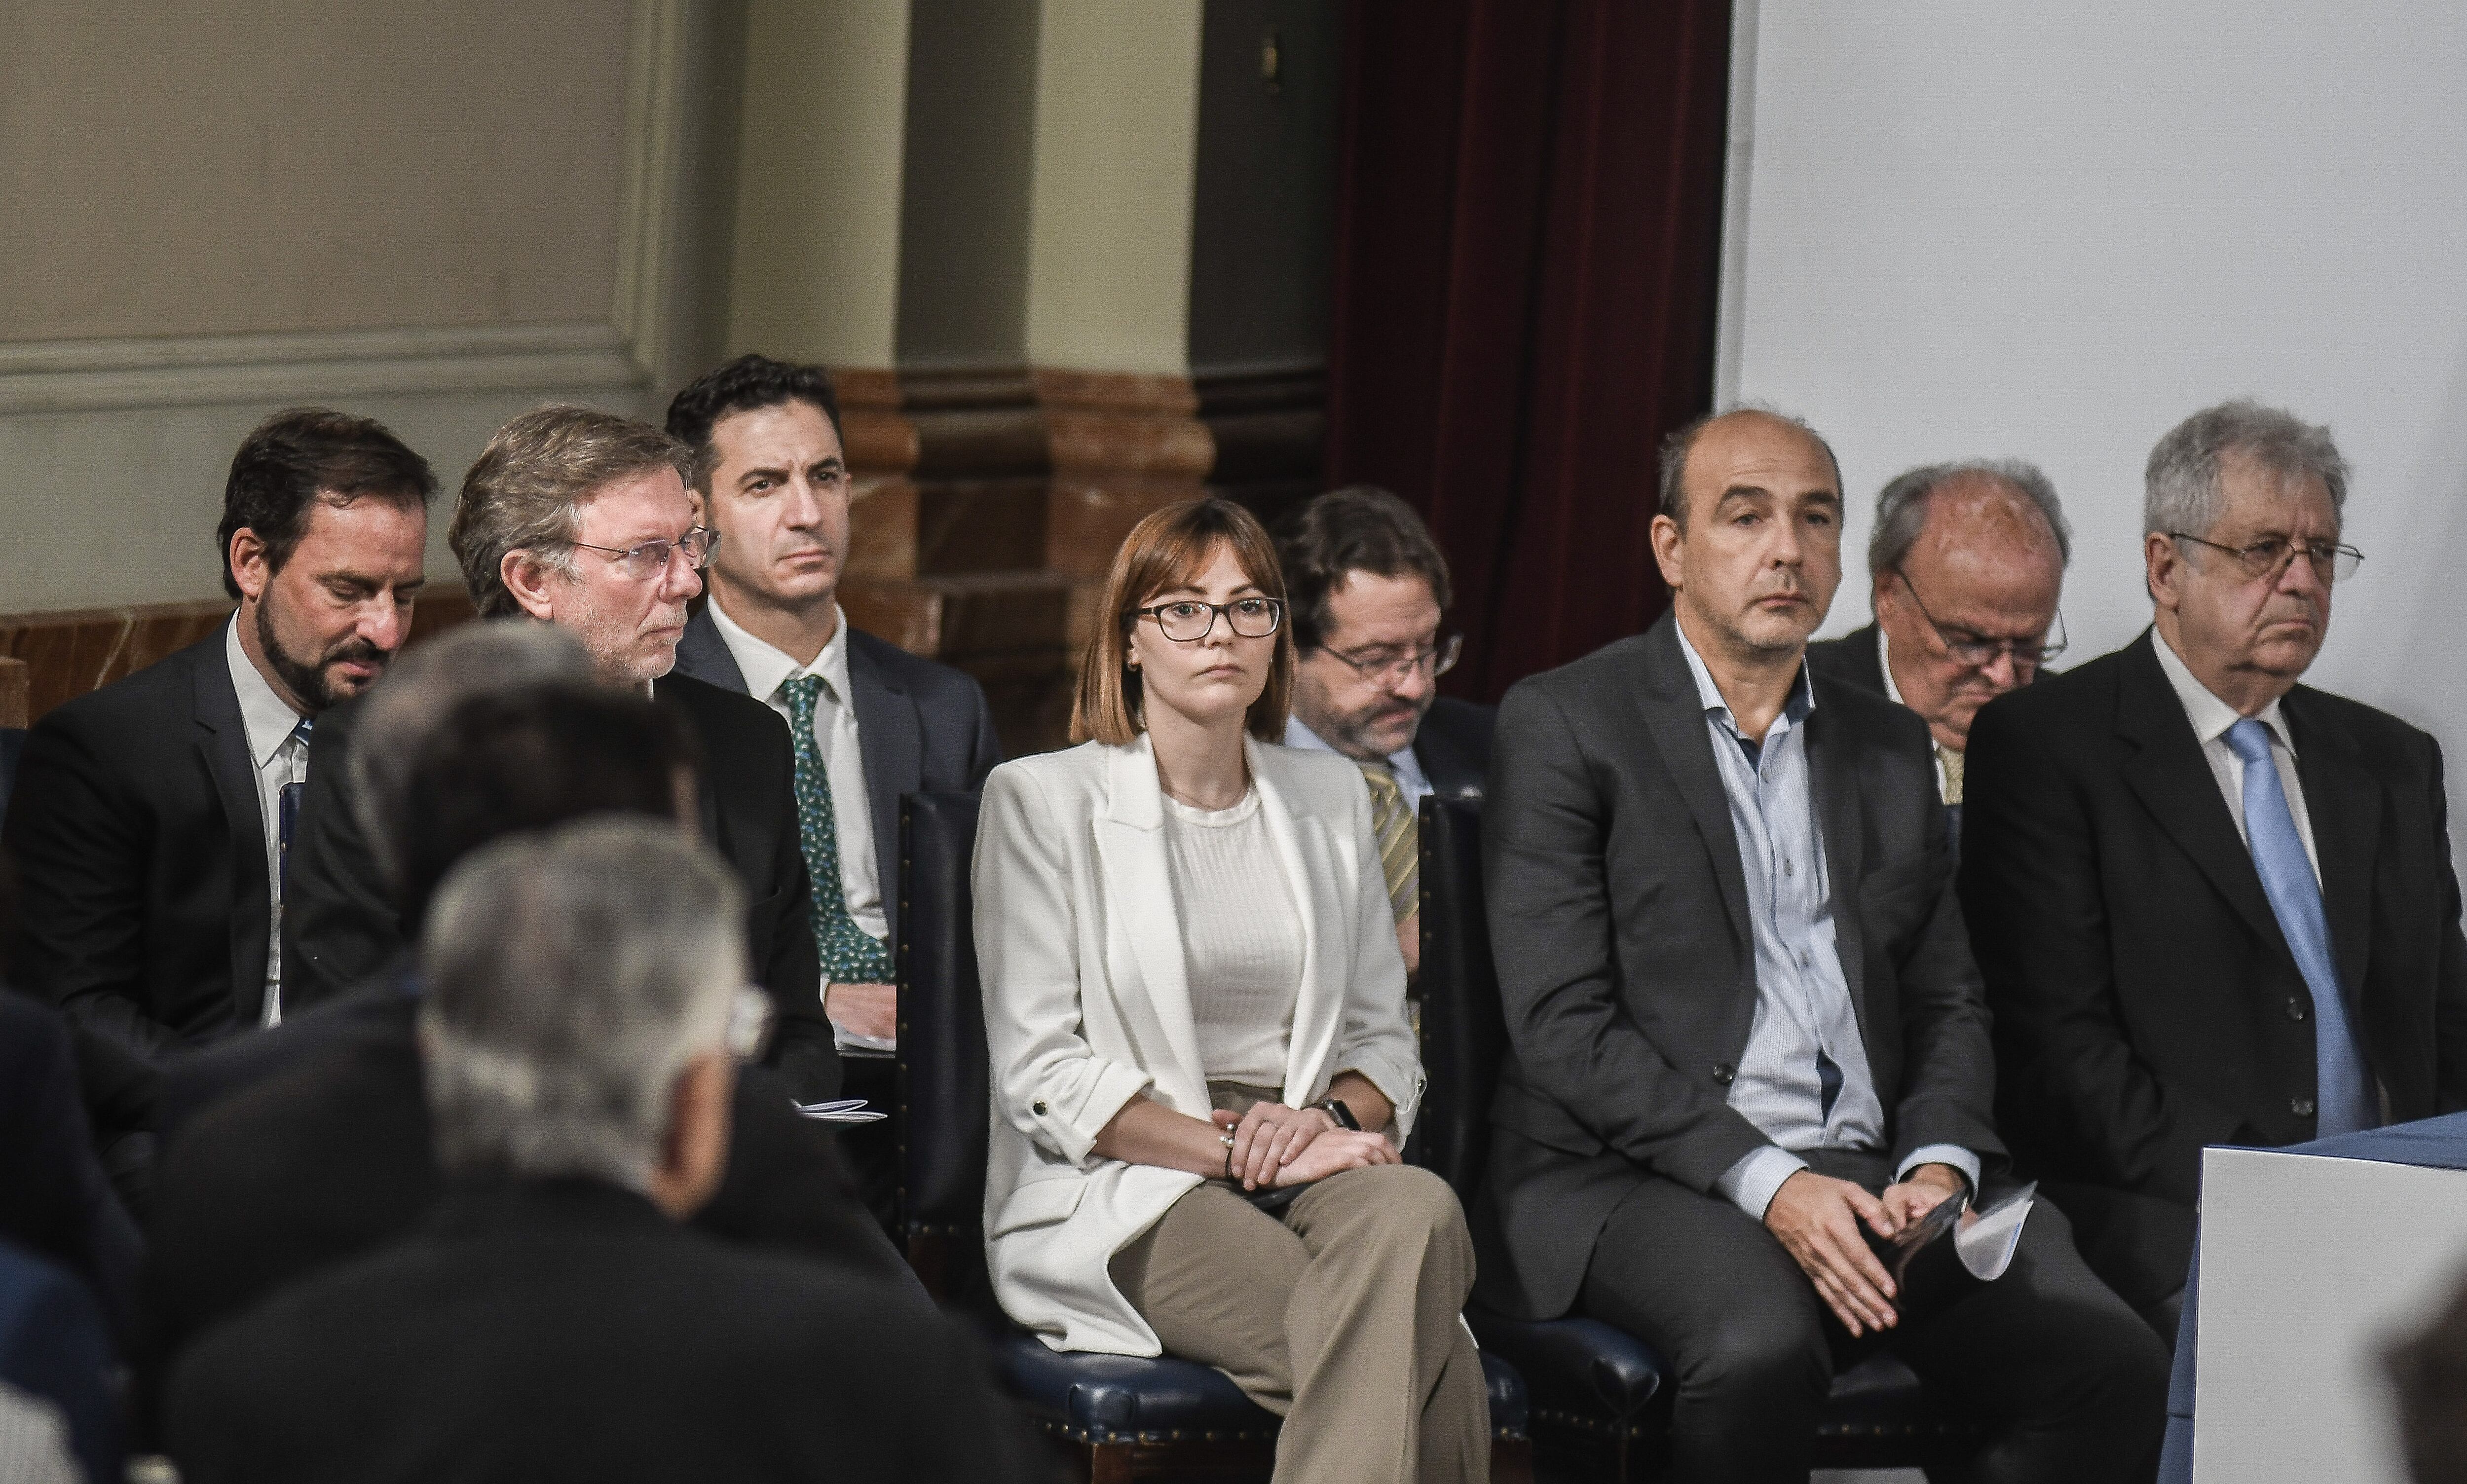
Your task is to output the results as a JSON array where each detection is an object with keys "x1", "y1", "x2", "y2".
[
  {"x1": 2168, "y1": 531, "x2": 2364, "y2": 584},
  {"x1": 1891, "y1": 568, "x2": 2067, "y2": 671},
  {"x1": 566, "y1": 526, "x2": 719, "y2": 582}
]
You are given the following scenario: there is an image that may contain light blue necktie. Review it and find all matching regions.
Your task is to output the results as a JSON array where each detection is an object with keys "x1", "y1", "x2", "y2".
[{"x1": 2225, "y1": 718, "x2": 2373, "y2": 1135}]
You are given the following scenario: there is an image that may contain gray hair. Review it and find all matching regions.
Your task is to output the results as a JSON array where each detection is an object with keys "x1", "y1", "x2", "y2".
[
  {"x1": 347, "y1": 620, "x2": 599, "y2": 888},
  {"x1": 418, "y1": 817, "x2": 746, "y2": 1189},
  {"x1": 448, "y1": 405, "x2": 696, "y2": 619},
  {"x1": 1656, "y1": 403, "x2": 1842, "y2": 528},
  {"x1": 2145, "y1": 399, "x2": 2349, "y2": 539},
  {"x1": 1868, "y1": 460, "x2": 2073, "y2": 576}
]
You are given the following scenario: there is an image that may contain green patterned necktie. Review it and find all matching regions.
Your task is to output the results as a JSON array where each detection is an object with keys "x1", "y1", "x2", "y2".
[{"x1": 780, "y1": 675, "x2": 896, "y2": 984}]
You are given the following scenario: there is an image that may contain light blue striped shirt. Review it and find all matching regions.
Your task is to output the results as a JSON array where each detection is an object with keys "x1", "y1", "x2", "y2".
[{"x1": 1672, "y1": 620, "x2": 1980, "y2": 1220}]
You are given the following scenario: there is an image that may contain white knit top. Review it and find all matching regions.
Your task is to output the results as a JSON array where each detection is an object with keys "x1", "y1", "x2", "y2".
[{"x1": 1159, "y1": 785, "x2": 1305, "y2": 1086}]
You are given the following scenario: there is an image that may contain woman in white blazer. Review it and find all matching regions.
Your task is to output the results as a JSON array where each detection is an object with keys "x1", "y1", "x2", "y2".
[{"x1": 973, "y1": 498, "x2": 1489, "y2": 1484}]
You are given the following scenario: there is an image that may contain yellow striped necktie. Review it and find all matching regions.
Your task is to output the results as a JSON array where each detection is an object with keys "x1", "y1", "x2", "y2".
[
  {"x1": 1357, "y1": 762, "x2": 1419, "y2": 926},
  {"x1": 1937, "y1": 745, "x2": 1965, "y2": 806}
]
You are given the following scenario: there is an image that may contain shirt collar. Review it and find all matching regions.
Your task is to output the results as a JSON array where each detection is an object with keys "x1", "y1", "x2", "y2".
[
  {"x1": 2152, "y1": 625, "x2": 2296, "y2": 755},
  {"x1": 1876, "y1": 625, "x2": 1906, "y2": 707},
  {"x1": 224, "y1": 614, "x2": 308, "y2": 769},
  {"x1": 708, "y1": 596, "x2": 853, "y2": 706},
  {"x1": 1673, "y1": 613, "x2": 1815, "y2": 742},
  {"x1": 1283, "y1": 712, "x2": 1417, "y2": 775}
]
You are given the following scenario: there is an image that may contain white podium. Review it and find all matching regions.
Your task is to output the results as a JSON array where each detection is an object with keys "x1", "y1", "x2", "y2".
[{"x1": 2193, "y1": 1138, "x2": 2467, "y2": 1482}]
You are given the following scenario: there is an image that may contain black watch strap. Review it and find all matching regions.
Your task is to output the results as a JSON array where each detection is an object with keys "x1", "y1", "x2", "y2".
[{"x1": 1312, "y1": 1097, "x2": 1360, "y2": 1132}]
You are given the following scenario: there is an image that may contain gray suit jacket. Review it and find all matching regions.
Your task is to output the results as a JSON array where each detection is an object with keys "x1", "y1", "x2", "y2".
[
  {"x1": 673, "y1": 606, "x2": 1003, "y2": 948},
  {"x1": 1474, "y1": 613, "x2": 2000, "y2": 1319}
]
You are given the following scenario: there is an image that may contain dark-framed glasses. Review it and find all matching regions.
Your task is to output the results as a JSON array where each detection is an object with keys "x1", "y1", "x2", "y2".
[
  {"x1": 567, "y1": 526, "x2": 719, "y2": 581},
  {"x1": 1321, "y1": 632, "x2": 1463, "y2": 689},
  {"x1": 1127, "y1": 596, "x2": 1286, "y2": 643},
  {"x1": 2168, "y1": 531, "x2": 2364, "y2": 584},
  {"x1": 1891, "y1": 567, "x2": 2067, "y2": 670}
]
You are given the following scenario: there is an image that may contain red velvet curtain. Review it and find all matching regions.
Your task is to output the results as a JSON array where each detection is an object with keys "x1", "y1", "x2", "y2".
[{"x1": 1323, "y1": 0, "x2": 1734, "y2": 703}]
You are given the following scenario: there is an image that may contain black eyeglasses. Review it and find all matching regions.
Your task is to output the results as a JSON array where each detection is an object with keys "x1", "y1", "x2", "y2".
[
  {"x1": 1126, "y1": 597, "x2": 1286, "y2": 643},
  {"x1": 2168, "y1": 531, "x2": 2364, "y2": 584},
  {"x1": 1318, "y1": 633, "x2": 1462, "y2": 689},
  {"x1": 566, "y1": 526, "x2": 719, "y2": 581},
  {"x1": 1890, "y1": 568, "x2": 2067, "y2": 670}
]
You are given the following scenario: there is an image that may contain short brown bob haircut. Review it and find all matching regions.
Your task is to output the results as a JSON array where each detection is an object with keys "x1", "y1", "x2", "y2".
[{"x1": 1072, "y1": 498, "x2": 1294, "y2": 746}]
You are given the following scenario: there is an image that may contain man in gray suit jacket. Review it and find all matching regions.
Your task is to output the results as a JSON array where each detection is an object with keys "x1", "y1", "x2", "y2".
[
  {"x1": 1476, "y1": 408, "x2": 2164, "y2": 1484},
  {"x1": 667, "y1": 356, "x2": 1002, "y2": 1227}
]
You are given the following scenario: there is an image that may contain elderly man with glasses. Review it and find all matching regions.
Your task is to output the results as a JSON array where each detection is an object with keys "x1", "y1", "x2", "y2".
[
  {"x1": 1274, "y1": 487, "x2": 1495, "y2": 978},
  {"x1": 1806, "y1": 460, "x2": 2071, "y2": 850},
  {"x1": 280, "y1": 405, "x2": 846, "y2": 1109},
  {"x1": 1961, "y1": 399, "x2": 2467, "y2": 1345}
]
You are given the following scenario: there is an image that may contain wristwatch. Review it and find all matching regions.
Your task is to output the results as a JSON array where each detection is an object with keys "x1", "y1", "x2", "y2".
[{"x1": 1311, "y1": 1097, "x2": 1360, "y2": 1132}]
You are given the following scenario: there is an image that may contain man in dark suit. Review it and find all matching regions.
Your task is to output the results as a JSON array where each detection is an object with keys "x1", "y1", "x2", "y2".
[
  {"x1": 145, "y1": 664, "x2": 916, "y2": 1412},
  {"x1": 665, "y1": 356, "x2": 1003, "y2": 1225},
  {"x1": 279, "y1": 403, "x2": 841, "y2": 1103},
  {"x1": 1274, "y1": 485, "x2": 1495, "y2": 978},
  {"x1": 1963, "y1": 400, "x2": 2467, "y2": 1334},
  {"x1": 2, "y1": 409, "x2": 435, "y2": 1199},
  {"x1": 165, "y1": 818, "x2": 1027, "y2": 1484},
  {"x1": 1804, "y1": 461, "x2": 2070, "y2": 847},
  {"x1": 1478, "y1": 407, "x2": 2165, "y2": 1483}
]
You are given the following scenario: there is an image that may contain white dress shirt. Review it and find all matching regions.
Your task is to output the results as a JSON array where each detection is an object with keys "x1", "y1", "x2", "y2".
[
  {"x1": 2151, "y1": 628, "x2": 2322, "y2": 882},
  {"x1": 1674, "y1": 621, "x2": 1980, "y2": 1220},
  {"x1": 224, "y1": 617, "x2": 310, "y2": 1026},
  {"x1": 706, "y1": 599, "x2": 889, "y2": 1050},
  {"x1": 1282, "y1": 714, "x2": 1434, "y2": 812},
  {"x1": 1877, "y1": 628, "x2": 1958, "y2": 806}
]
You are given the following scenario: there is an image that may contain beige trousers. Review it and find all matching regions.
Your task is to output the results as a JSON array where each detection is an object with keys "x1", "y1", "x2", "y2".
[{"x1": 1107, "y1": 1088, "x2": 1490, "y2": 1484}]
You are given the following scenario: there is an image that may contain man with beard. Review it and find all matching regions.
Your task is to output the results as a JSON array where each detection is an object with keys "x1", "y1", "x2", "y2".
[
  {"x1": 662, "y1": 355, "x2": 1001, "y2": 1230},
  {"x1": 3, "y1": 408, "x2": 434, "y2": 1201},
  {"x1": 279, "y1": 405, "x2": 844, "y2": 1105},
  {"x1": 1274, "y1": 486, "x2": 1493, "y2": 978}
]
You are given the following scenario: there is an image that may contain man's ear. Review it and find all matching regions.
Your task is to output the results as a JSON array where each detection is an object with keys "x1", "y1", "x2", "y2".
[
  {"x1": 2144, "y1": 531, "x2": 2183, "y2": 613},
  {"x1": 499, "y1": 549, "x2": 564, "y2": 623},
  {"x1": 1649, "y1": 512, "x2": 1688, "y2": 593},
  {"x1": 230, "y1": 528, "x2": 271, "y2": 603},
  {"x1": 687, "y1": 485, "x2": 710, "y2": 525},
  {"x1": 647, "y1": 1049, "x2": 734, "y2": 1220}
]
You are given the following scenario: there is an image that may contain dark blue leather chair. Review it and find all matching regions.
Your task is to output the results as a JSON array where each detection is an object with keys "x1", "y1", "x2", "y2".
[
  {"x1": 897, "y1": 790, "x2": 1533, "y2": 1483},
  {"x1": 1413, "y1": 797, "x2": 1981, "y2": 1479},
  {"x1": 0, "y1": 725, "x2": 25, "y2": 826}
]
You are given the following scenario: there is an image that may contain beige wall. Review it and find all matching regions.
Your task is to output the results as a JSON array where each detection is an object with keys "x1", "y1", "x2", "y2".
[
  {"x1": 726, "y1": 0, "x2": 909, "y2": 368},
  {"x1": 0, "y1": 0, "x2": 741, "y2": 613},
  {"x1": 0, "y1": 2, "x2": 630, "y2": 341},
  {"x1": 1024, "y1": 0, "x2": 1206, "y2": 375}
]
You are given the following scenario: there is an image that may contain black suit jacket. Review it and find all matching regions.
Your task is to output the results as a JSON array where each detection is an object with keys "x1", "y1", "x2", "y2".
[
  {"x1": 2, "y1": 631, "x2": 268, "y2": 1113},
  {"x1": 165, "y1": 1178, "x2": 1033, "y2": 1484},
  {"x1": 1803, "y1": 622, "x2": 1889, "y2": 699},
  {"x1": 1411, "y1": 696, "x2": 1496, "y2": 801},
  {"x1": 672, "y1": 606, "x2": 1002, "y2": 950},
  {"x1": 0, "y1": 993, "x2": 140, "y2": 1350},
  {"x1": 279, "y1": 664, "x2": 838, "y2": 1098},
  {"x1": 1961, "y1": 631, "x2": 2467, "y2": 1296},
  {"x1": 1476, "y1": 615, "x2": 1999, "y2": 1319},
  {"x1": 143, "y1": 984, "x2": 916, "y2": 1394}
]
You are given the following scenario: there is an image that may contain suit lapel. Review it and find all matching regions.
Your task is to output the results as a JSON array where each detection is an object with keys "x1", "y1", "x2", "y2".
[
  {"x1": 846, "y1": 633, "x2": 921, "y2": 945},
  {"x1": 1091, "y1": 738, "x2": 1209, "y2": 1108},
  {"x1": 1634, "y1": 619, "x2": 1752, "y2": 948},
  {"x1": 1250, "y1": 741, "x2": 1343, "y2": 1101},
  {"x1": 195, "y1": 636, "x2": 270, "y2": 1024},
  {"x1": 1805, "y1": 704, "x2": 1870, "y2": 1033},
  {"x1": 673, "y1": 606, "x2": 751, "y2": 694},
  {"x1": 2284, "y1": 689, "x2": 2379, "y2": 1003},
  {"x1": 2115, "y1": 632, "x2": 2291, "y2": 958}
]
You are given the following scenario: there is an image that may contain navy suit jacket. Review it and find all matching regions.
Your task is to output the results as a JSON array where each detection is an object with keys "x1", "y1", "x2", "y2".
[{"x1": 672, "y1": 605, "x2": 1002, "y2": 950}]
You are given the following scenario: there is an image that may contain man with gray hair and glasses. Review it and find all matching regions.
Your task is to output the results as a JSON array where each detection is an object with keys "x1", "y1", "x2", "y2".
[
  {"x1": 1806, "y1": 460, "x2": 2070, "y2": 846},
  {"x1": 165, "y1": 819, "x2": 1028, "y2": 1483},
  {"x1": 1962, "y1": 399, "x2": 2467, "y2": 1341}
]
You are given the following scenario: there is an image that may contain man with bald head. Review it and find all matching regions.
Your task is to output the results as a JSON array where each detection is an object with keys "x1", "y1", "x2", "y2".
[
  {"x1": 1806, "y1": 461, "x2": 2070, "y2": 840},
  {"x1": 1478, "y1": 407, "x2": 2163, "y2": 1483},
  {"x1": 1964, "y1": 401, "x2": 2467, "y2": 1336}
]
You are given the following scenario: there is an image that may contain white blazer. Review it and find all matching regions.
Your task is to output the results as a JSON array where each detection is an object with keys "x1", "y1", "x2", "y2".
[{"x1": 972, "y1": 732, "x2": 1425, "y2": 1354}]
